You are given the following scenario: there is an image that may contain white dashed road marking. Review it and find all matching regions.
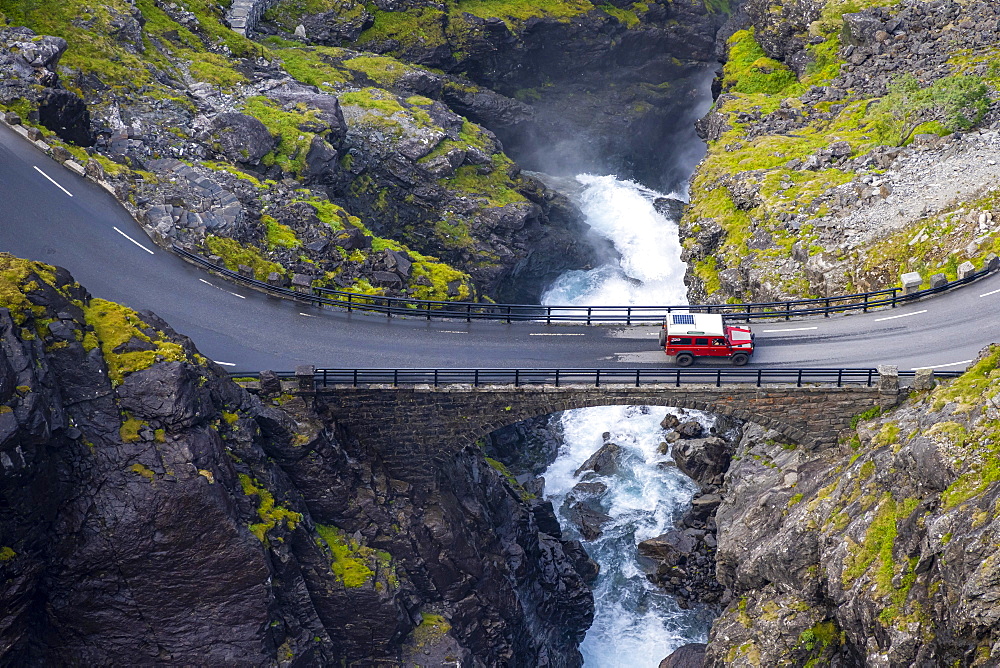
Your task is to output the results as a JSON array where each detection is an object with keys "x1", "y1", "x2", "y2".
[
  {"x1": 913, "y1": 359, "x2": 972, "y2": 370},
  {"x1": 214, "y1": 361, "x2": 236, "y2": 367},
  {"x1": 198, "y1": 277, "x2": 245, "y2": 299},
  {"x1": 440, "y1": 330, "x2": 468, "y2": 334},
  {"x1": 980, "y1": 288, "x2": 1000, "y2": 297},
  {"x1": 112, "y1": 226, "x2": 155, "y2": 254},
  {"x1": 874, "y1": 309, "x2": 926, "y2": 322},
  {"x1": 529, "y1": 333, "x2": 585, "y2": 336},
  {"x1": 33, "y1": 165, "x2": 73, "y2": 197},
  {"x1": 762, "y1": 326, "x2": 819, "y2": 333}
]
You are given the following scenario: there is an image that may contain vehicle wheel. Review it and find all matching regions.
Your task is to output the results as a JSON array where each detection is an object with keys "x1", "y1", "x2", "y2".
[
  {"x1": 731, "y1": 353, "x2": 749, "y2": 366},
  {"x1": 676, "y1": 353, "x2": 695, "y2": 367},
  {"x1": 658, "y1": 329, "x2": 666, "y2": 347}
]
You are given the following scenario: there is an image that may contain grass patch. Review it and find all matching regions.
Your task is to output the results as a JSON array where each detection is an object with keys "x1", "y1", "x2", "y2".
[
  {"x1": 205, "y1": 235, "x2": 286, "y2": 280},
  {"x1": 83, "y1": 298, "x2": 187, "y2": 385},
  {"x1": 239, "y1": 474, "x2": 302, "y2": 543}
]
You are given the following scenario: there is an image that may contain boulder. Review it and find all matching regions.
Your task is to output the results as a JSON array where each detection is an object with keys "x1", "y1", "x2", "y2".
[
  {"x1": 566, "y1": 502, "x2": 612, "y2": 541},
  {"x1": 660, "y1": 413, "x2": 680, "y2": 430},
  {"x1": 659, "y1": 643, "x2": 707, "y2": 668},
  {"x1": 574, "y1": 441, "x2": 622, "y2": 477},
  {"x1": 676, "y1": 420, "x2": 703, "y2": 439},
  {"x1": 209, "y1": 112, "x2": 278, "y2": 166},
  {"x1": 637, "y1": 529, "x2": 696, "y2": 567},
  {"x1": 671, "y1": 436, "x2": 730, "y2": 485}
]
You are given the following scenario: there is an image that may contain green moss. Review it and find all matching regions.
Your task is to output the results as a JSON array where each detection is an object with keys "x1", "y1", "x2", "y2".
[
  {"x1": 263, "y1": 215, "x2": 301, "y2": 250},
  {"x1": 452, "y1": 0, "x2": 593, "y2": 28},
  {"x1": 599, "y1": 3, "x2": 638, "y2": 27},
  {"x1": 239, "y1": 474, "x2": 303, "y2": 543},
  {"x1": 858, "y1": 460, "x2": 875, "y2": 479},
  {"x1": 120, "y1": 416, "x2": 145, "y2": 443},
  {"x1": 485, "y1": 457, "x2": 535, "y2": 500},
  {"x1": 274, "y1": 45, "x2": 351, "y2": 91},
  {"x1": 723, "y1": 30, "x2": 801, "y2": 96},
  {"x1": 411, "y1": 613, "x2": 451, "y2": 648},
  {"x1": 315, "y1": 524, "x2": 397, "y2": 588},
  {"x1": 205, "y1": 235, "x2": 286, "y2": 280},
  {"x1": 342, "y1": 54, "x2": 414, "y2": 87},
  {"x1": 0, "y1": 254, "x2": 59, "y2": 325},
  {"x1": 0, "y1": 546, "x2": 16, "y2": 562},
  {"x1": 130, "y1": 463, "x2": 156, "y2": 480},
  {"x1": 188, "y1": 52, "x2": 247, "y2": 88},
  {"x1": 357, "y1": 7, "x2": 447, "y2": 49},
  {"x1": 796, "y1": 620, "x2": 841, "y2": 667},
  {"x1": 222, "y1": 412, "x2": 239, "y2": 426},
  {"x1": 693, "y1": 256, "x2": 722, "y2": 295},
  {"x1": 788, "y1": 493, "x2": 804, "y2": 507},
  {"x1": 243, "y1": 96, "x2": 325, "y2": 175},
  {"x1": 850, "y1": 406, "x2": 884, "y2": 429},
  {"x1": 440, "y1": 155, "x2": 526, "y2": 208},
  {"x1": 83, "y1": 299, "x2": 187, "y2": 385}
]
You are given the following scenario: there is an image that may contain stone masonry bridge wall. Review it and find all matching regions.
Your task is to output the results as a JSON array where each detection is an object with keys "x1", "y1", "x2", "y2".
[{"x1": 314, "y1": 384, "x2": 893, "y2": 488}]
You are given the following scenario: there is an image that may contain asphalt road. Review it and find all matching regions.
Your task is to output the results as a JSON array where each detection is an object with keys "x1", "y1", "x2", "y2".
[{"x1": 2, "y1": 122, "x2": 998, "y2": 372}]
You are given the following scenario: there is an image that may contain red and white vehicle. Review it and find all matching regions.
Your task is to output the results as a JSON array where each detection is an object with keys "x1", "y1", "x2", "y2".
[{"x1": 658, "y1": 313, "x2": 754, "y2": 366}]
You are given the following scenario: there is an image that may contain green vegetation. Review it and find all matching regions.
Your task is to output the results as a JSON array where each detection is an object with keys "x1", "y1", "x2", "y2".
[
  {"x1": 238, "y1": 474, "x2": 302, "y2": 543},
  {"x1": 875, "y1": 73, "x2": 990, "y2": 145},
  {"x1": 411, "y1": 613, "x2": 451, "y2": 648},
  {"x1": 723, "y1": 30, "x2": 800, "y2": 96},
  {"x1": 315, "y1": 524, "x2": 397, "y2": 588},
  {"x1": 205, "y1": 235, "x2": 286, "y2": 280},
  {"x1": 263, "y1": 216, "x2": 301, "y2": 250},
  {"x1": 0, "y1": 255, "x2": 57, "y2": 325},
  {"x1": 485, "y1": 457, "x2": 535, "y2": 500},
  {"x1": 120, "y1": 416, "x2": 145, "y2": 443},
  {"x1": 342, "y1": 54, "x2": 414, "y2": 87},
  {"x1": 130, "y1": 463, "x2": 156, "y2": 480},
  {"x1": 83, "y1": 299, "x2": 187, "y2": 385},
  {"x1": 441, "y1": 155, "x2": 526, "y2": 208},
  {"x1": 0, "y1": 546, "x2": 16, "y2": 561},
  {"x1": 242, "y1": 96, "x2": 325, "y2": 175},
  {"x1": 795, "y1": 620, "x2": 841, "y2": 667}
]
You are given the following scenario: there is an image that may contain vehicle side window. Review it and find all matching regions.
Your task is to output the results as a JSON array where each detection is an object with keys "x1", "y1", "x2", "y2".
[
  {"x1": 713, "y1": 338, "x2": 725, "y2": 346},
  {"x1": 671, "y1": 337, "x2": 692, "y2": 345},
  {"x1": 695, "y1": 338, "x2": 708, "y2": 346}
]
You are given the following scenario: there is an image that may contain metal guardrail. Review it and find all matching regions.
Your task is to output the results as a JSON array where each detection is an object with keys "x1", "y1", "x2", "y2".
[
  {"x1": 174, "y1": 245, "x2": 998, "y2": 324},
  {"x1": 230, "y1": 368, "x2": 963, "y2": 389}
]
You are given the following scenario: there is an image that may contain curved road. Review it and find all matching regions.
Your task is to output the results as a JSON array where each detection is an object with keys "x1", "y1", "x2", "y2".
[{"x1": 1, "y1": 123, "x2": 997, "y2": 372}]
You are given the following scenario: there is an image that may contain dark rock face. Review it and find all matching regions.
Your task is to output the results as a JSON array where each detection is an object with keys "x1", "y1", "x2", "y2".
[
  {"x1": 0, "y1": 257, "x2": 594, "y2": 666},
  {"x1": 659, "y1": 642, "x2": 707, "y2": 668},
  {"x1": 671, "y1": 436, "x2": 730, "y2": 486},
  {"x1": 703, "y1": 358, "x2": 1000, "y2": 666},
  {"x1": 0, "y1": 29, "x2": 93, "y2": 145},
  {"x1": 208, "y1": 112, "x2": 279, "y2": 166}
]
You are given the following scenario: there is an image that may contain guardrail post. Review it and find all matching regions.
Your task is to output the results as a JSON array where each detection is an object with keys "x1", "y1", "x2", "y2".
[
  {"x1": 716, "y1": 370, "x2": 722, "y2": 387},
  {"x1": 433, "y1": 369, "x2": 438, "y2": 387},
  {"x1": 587, "y1": 307, "x2": 592, "y2": 326},
  {"x1": 635, "y1": 369, "x2": 640, "y2": 387},
  {"x1": 514, "y1": 369, "x2": 520, "y2": 387},
  {"x1": 837, "y1": 369, "x2": 843, "y2": 387},
  {"x1": 756, "y1": 369, "x2": 762, "y2": 387},
  {"x1": 467, "y1": 304, "x2": 472, "y2": 323},
  {"x1": 900, "y1": 272, "x2": 922, "y2": 296},
  {"x1": 295, "y1": 365, "x2": 315, "y2": 393},
  {"x1": 555, "y1": 369, "x2": 560, "y2": 387},
  {"x1": 675, "y1": 370, "x2": 681, "y2": 388},
  {"x1": 878, "y1": 365, "x2": 900, "y2": 406},
  {"x1": 626, "y1": 307, "x2": 632, "y2": 326},
  {"x1": 474, "y1": 369, "x2": 479, "y2": 387},
  {"x1": 863, "y1": 293, "x2": 869, "y2": 313},
  {"x1": 393, "y1": 369, "x2": 398, "y2": 386},
  {"x1": 785, "y1": 302, "x2": 791, "y2": 320},
  {"x1": 547, "y1": 308, "x2": 552, "y2": 326},
  {"x1": 506, "y1": 306, "x2": 512, "y2": 324},
  {"x1": 824, "y1": 298, "x2": 830, "y2": 317},
  {"x1": 595, "y1": 369, "x2": 600, "y2": 387},
  {"x1": 913, "y1": 368, "x2": 935, "y2": 391},
  {"x1": 353, "y1": 369, "x2": 358, "y2": 387},
  {"x1": 796, "y1": 369, "x2": 803, "y2": 387}
]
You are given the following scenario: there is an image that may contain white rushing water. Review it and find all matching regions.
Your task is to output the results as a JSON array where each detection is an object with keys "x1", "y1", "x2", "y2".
[
  {"x1": 539, "y1": 175, "x2": 712, "y2": 665},
  {"x1": 540, "y1": 174, "x2": 689, "y2": 308}
]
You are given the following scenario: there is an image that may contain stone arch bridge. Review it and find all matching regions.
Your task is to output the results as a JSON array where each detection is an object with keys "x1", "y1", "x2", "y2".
[{"x1": 303, "y1": 379, "x2": 900, "y2": 487}]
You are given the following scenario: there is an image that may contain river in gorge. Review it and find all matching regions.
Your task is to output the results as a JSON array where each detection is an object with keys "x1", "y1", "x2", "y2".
[{"x1": 537, "y1": 150, "x2": 721, "y2": 661}]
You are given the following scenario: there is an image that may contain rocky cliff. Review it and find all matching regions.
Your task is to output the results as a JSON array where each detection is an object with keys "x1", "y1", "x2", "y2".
[
  {"x1": 682, "y1": 0, "x2": 1000, "y2": 303},
  {"x1": 654, "y1": 346, "x2": 1000, "y2": 666},
  {"x1": 0, "y1": 252, "x2": 595, "y2": 665}
]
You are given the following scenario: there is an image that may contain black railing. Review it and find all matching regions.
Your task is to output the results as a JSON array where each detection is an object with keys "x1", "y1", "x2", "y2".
[
  {"x1": 230, "y1": 368, "x2": 962, "y2": 389},
  {"x1": 175, "y1": 245, "x2": 998, "y2": 324}
]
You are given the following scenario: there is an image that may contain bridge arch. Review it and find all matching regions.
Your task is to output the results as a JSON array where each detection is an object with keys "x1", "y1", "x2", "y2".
[{"x1": 318, "y1": 384, "x2": 882, "y2": 488}]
